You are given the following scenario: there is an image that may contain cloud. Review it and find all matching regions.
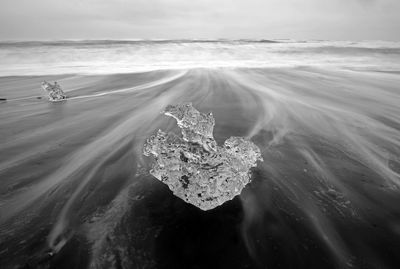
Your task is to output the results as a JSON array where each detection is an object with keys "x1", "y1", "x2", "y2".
[{"x1": 0, "y1": 0, "x2": 399, "y2": 40}]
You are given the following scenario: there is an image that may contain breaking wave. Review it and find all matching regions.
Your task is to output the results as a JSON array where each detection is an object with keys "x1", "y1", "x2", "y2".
[{"x1": 0, "y1": 40, "x2": 400, "y2": 76}]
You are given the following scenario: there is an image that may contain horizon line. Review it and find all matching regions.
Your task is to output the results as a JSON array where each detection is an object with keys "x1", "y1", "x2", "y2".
[{"x1": 0, "y1": 38, "x2": 399, "y2": 43}]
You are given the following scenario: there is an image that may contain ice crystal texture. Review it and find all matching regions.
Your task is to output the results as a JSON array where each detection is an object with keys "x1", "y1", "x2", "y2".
[
  {"x1": 41, "y1": 81, "x2": 67, "y2": 101},
  {"x1": 143, "y1": 103, "x2": 263, "y2": 210}
]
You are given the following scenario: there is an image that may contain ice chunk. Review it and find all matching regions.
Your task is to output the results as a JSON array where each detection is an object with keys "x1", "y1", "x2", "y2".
[
  {"x1": 164, "y1": 103, "x2": 217, "y2": 152},
  {"x1": 143, "y1": 103, "x2": 263, "y2": 210},
  {"x1": 41, "y1": 81, "x2": 67, "y2": 102}
]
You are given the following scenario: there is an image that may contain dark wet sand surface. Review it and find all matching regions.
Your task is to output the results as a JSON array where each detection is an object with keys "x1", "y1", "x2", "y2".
[{"x1": 1, "y1": 68, "x2": 400, "y2": 269}]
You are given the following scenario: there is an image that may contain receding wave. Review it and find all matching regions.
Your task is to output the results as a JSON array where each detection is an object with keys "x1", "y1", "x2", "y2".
[{"x1": 0, "y1": 67, "x2": 400, "y2": 268}]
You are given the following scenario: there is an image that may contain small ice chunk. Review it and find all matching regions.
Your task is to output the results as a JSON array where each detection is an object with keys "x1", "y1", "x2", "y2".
[
  {"x1": 41, "y1": 81, "x2": 67, "y2": 102},
  {"x1": 143, "y1": 103, "x2": 263, "y2": 210}
]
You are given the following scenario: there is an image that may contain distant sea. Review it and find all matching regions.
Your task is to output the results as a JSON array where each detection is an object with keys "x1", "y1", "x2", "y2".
[{"x1": 1, "y1": 40, "x2": 400, "y2": 75}]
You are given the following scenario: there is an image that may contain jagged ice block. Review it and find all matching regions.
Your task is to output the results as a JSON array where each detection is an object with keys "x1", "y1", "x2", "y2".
[
  {"x1": 143, "y1": 103, "x2": 263, "y2": 210},
  {"x1": 41, "y1": 81, "x2": 67, "y2": 102}
]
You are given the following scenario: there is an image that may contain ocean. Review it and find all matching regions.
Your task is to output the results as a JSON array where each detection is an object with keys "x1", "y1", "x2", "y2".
[{"x1": 1, "y1": 40, "x2": 400, "y2": 75}]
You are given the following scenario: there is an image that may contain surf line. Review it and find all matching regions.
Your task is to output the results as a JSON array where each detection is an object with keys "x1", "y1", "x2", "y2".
[
  {"x1": 1, "y1": 71, "x2": 187, "y2": 103},
  {"x1": 68, "y1": 70, "x2": 187, "y2": 100}
]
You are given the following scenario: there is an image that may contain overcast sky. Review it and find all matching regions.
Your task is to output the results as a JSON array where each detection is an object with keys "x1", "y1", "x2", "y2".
[{"x1": 0, "y1": 0, "x2": 399, "y2": 41}]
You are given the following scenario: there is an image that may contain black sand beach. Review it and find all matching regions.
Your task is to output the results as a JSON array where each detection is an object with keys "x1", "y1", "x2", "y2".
[{"x1": 1, "y1": 67, "x2": 400, "y2": 268}]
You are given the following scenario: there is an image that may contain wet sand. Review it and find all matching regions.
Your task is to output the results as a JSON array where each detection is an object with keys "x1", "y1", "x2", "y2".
[{"x1": 0, "y1": 68, "x2": 400, "y2": 269}]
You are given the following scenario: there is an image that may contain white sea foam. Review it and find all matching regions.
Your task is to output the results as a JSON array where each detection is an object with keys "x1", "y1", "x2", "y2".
[{"x1": 0, "y1": 40, "x2": 400, "y2": 75}]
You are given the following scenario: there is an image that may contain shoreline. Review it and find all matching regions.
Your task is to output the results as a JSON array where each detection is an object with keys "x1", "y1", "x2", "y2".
[{"x1": 1, "y1": 67, "x2": 400, "y2": 268}]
